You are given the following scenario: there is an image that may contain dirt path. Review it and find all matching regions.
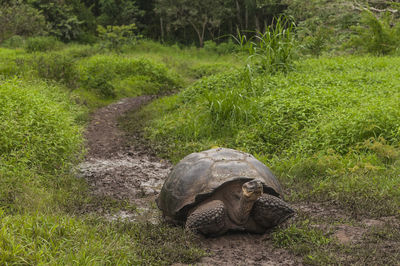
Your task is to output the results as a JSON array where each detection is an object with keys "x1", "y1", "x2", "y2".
[
  {"x1": 77, "y1": 96, "x2": 171, "y2": 223},
  {"x1": 76, "y1": 96, "x2": 302, "y2": 265},
  {"x1": 76, "y1": 96, "x2": 398, "y2": 265}
]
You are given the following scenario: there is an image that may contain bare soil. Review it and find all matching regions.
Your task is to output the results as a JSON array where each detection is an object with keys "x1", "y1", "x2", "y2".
[{"x1": 77, "y1": 96, "x2": 399, "y2": 265}]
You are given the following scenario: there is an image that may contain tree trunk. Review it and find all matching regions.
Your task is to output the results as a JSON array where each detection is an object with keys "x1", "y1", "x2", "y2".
[
  {"x1": 245, "y1": 5, "x2": 248, "y2": 30},
  {"x1": 235, "y1": 0, "x2": 242, "y2": 31},
  {"x1": 160, "y1": 17, "x2": 164, "y2": 42},
  {"x1": 188, "y1": 19, "x2": 207, "y2": 47},
  {"x1": 255, "y1": 14, "x2": 260, "y2": 32}
]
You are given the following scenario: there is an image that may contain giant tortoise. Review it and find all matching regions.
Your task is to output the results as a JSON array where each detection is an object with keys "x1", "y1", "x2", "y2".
[{"x1": 156, "y1": 148, "x2": 294, "y2": 236}]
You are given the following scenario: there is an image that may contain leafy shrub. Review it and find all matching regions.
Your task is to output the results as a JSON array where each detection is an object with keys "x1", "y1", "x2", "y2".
[
  {"x1": 297, "y1": 22, "x2": 333, "y2": 57},
  {"x1": 114, "y1": 76, "x2": 159, "y2": 97},
  {"x1": 285, "y1": 0, "x2": 361, "y2": 54},
  {"x1": 63, "y1": 45, "x2": 101, "y2": 59},
  {"x1": 348, "y1": 10, "x2": 400, "y2": 55},
  {"x1": 217, "y1": 40, "x2": 239, "y2": 54},
  {"x1": 29, "y1": 52, "x2": 78, "y2": 87},
  {"x1": 203, "y1": 40, "x2": 238, "y2": 54},
  {"x1": 0, "y1": 48, "x2": 24, "y2": 77},
  {"x1": 29, "y1": 0, "x2": 85, "y2": 41},
  {"x1": 188, "y1": 62, "x2": 235, "y2": 79},
  {"x1": 25, "y1": 36, "x2": 63, "y2": 53},
  {"x1": 235, "y1": 16, "x2": 297, "y2": 73},
  {"x1": 0, "y1": 78, "x2": 83, "y2": 208},
  {"x1": 0, "y1": 78, "x2": 83, "y2": 171},
  {"x1": 0, "y1": 3, "x2": 47, "y2": 43},
  {"x1": 77, "y1": 55, "x2": 180, "y2": 97},
  {"x1": 203, "y1": 40, "x2": 218, "y2": 52},
  {"x1": 97, "y1": 24, "x2": 141, "y2": 52},
  {"x1": 1, "y1": 35, "x2": 25, "y2": 48}
]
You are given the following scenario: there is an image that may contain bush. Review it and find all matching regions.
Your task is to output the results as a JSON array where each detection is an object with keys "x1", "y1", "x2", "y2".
[
  {"x1": 1, "y1": 35, "x2": 25, "y2": 48},
  {"x1": 0, "y1": 78, "x2": 84, "y2": 209},
  {"x1": 0, "y1": 48, "x2": 24, "y2": 77},
  {"x1": 29, "y1": 0, "x2": 85, "y2": 42},
  {"x1": 285, "y1": 0, "x2": 359, "y2": 53},
  {"x1": 297, "y1": 23, "x2": 333, "y2": 57},
  {"x1": 97, "y1": 24, "x2": 141, "y2": 52},
  {"x1": 0, "y1": 78, "x2": 83, "y2": 171},
  {"x1": 0, "y1": 3, "x2": 47, "y2": 43},
  {"x1": 77, "y1": 55, "x2": 180, "y2": 97},
  {"x1": 188, "y1": 62, "x2": 235, "y2": 79},
  {"x1": 348, "y1": 10, "x2": 400, "y2": 55},
  {"x1": 203, "y1": 40, "x2": 238, "y2": 55},
  {"x1": 25, "y1": 36, "x2": 63, "y2": 53},
  {"x1": 29, "y1": 52, "x2": 78, "y2": 87},
  {"x1": 236, "y1": 16, "x2": 297, "y2": 73}
]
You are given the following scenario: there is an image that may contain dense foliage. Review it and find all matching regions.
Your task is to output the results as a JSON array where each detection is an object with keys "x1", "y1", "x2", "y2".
[{"x1": 2, "y1": 0, "x2": 400, "y2": 51}]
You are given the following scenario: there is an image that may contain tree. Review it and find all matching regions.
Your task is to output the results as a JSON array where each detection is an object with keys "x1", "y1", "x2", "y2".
[
  {"x1": 0, "y1": 1, "x2": 47, "y2": 42},
  {"x1": 29, "y1": 0, "x2": 85, "y2": 41},
  {"x1": 155, "y1": 0, "x2": 231, "y2": 47},
  {"x1": 97, "y1": 0, "x2": 144, "y2": 26}
]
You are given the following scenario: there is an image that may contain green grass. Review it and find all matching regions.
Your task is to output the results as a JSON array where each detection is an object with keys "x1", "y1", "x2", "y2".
[
  {"x1": 0, "y1": 78, "x2": 85, "y2": 212},
  {"x1": 76, "y1": 54, "x2": 181, "y2": 98},
  {"x1": 272, "y1": 219, "x2": 335, "y2": 264},
  {"x1": 134, "y1": 56, "x2": 400, "y2": 217},
  {"x1": 0, "y1": 41, "x2": 222, "y2": 264},
  {"x1": 125, "y1": 40, "x2": 243, "y2": 85},
  {"x1": 0, "y1": 211, "x2": 204, "y2": 265},
  {"x1": 271, "y1": 213, "x2": 400, "y2": 265},
  {"x1": 0, "y1": 40, "x2": 236, "y2": 108}
]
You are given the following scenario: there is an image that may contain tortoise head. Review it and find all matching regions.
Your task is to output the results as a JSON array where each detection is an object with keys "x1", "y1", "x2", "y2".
[{"x1": 242, "y1": 179, "x2": 263, "y2": 200}]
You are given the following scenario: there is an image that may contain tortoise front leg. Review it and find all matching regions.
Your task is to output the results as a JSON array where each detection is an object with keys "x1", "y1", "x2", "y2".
[
  {"x1": 251, "y1": 194, "x2": 295, "y2": 230},
  {"x1": 185, "y1": 200, "x2": 227, "y2": 236}
]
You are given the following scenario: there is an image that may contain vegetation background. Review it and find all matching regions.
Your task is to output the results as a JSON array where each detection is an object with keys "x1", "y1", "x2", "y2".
[{"x1": 0, "y1": 0, "x2": 400, "y2": 264}]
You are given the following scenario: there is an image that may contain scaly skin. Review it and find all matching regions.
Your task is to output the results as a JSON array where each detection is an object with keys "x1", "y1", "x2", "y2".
[
  {"x1": 251, "y1": 194, "x2": 295, "y2": 229},
  {"x1": 185, "y1": 200, "x2": 227, "y2": 236},
  {"x1": 185, "y1": 181, "x2": 294, "y2": 236}
]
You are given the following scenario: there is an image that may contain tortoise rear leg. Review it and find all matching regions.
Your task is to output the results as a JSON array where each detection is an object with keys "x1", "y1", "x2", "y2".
[
  {"x1": 251, "y1": 194, "x2": 295, "y2": 230},
  {"x1": 185, "y1": 200, "x2": 227, "y2": 236}
]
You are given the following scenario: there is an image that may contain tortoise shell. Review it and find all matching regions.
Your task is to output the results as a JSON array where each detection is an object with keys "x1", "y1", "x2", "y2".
[{"x1": 156, "y1": 148, "x2": 283, "y2": 222}]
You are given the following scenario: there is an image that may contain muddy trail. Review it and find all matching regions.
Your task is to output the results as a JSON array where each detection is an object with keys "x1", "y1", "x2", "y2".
[{"x1": 77, "y1": 96, "x2": 399, "y2": 265}]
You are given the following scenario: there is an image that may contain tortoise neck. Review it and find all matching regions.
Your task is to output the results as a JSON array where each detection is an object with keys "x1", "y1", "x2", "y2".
[{"x1": 234, "y1": 195, "x2": 257, "y2": 225}]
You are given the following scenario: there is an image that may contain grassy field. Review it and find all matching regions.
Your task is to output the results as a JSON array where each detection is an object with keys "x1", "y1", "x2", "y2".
[
  {"x1": 0, "y1": 41, "x2": 224, "y2": 264},
  {"x1": 1, "y1": 38, "x2": 400, "y2": 264},
  {"x1": 135, "y1": 56, "x2": 400, "y2": 215},
  {"x1": 125, "y1": 55, "x2": 400, "y2": 264}
]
